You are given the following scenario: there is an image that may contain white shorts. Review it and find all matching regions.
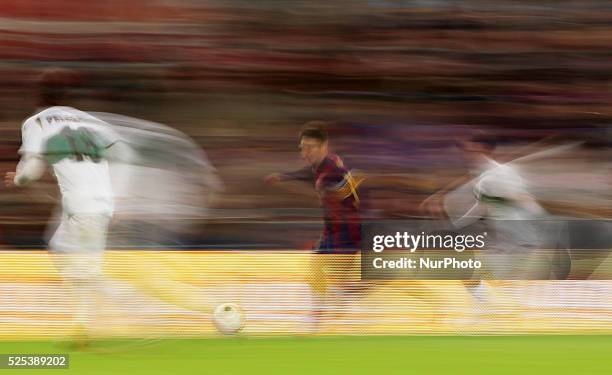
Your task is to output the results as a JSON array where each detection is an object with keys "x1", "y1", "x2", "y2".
[{"x1": 49, "y1": 213, "x2": 111, "y2": 279}]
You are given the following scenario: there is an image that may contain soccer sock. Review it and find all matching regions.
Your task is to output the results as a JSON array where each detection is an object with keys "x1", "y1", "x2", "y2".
[{"x1": 66, "y1": 276, "x2": 104, "y2": 336}]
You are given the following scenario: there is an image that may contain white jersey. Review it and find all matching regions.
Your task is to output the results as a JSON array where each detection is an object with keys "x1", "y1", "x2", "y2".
[
  {"x1": 446, "y1": 156, "x2": 547, "y2": 248},
  {"x1": 474, "y1": 157, "x2": 545, "y2": 220},
  {"x1": 19, "y1": 106, "x2": 119, "y2": 216}
]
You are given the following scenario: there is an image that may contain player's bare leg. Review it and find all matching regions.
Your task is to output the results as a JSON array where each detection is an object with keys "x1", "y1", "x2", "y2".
[
  {"x1": 50, "y1": 214, "x2": 112, "y2": 348},
  {"x1": 306, "y1": 252, "x2": 366, "y2": 333}
]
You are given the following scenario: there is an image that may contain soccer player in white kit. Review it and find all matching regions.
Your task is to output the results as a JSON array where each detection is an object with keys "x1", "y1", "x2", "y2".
[
  {"x1": 452, "y1": 137, "x2": 549, "y2": 280},
  {"x1": 4, "y1": 69, "x2": 127, "y2": 343},
  {"x1": 420, "y1": 134, "x2": 552, "y2": 308}
]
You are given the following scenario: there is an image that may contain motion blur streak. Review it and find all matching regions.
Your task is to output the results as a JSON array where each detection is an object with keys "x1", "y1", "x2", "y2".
[{"x1": 0, "y1": 251, "x2": 611, "y2": 339}]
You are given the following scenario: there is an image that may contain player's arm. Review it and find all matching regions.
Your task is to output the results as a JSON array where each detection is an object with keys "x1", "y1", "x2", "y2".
[
  {"x1": 5, "y1": 154, "x2": 46, "y2": 187},
  {"x1": 263, "y1": 167, "x2": 318, "y2": 199},
  {"x1": 5, "y1": 119, "x2": 46, "y2": 188},
  {"x1": 265, "y1": 166, "x2": 313, "y2": 184}
]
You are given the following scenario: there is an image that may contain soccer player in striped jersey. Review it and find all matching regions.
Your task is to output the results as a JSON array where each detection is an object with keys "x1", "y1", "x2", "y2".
[{"x1": 266, "y1": 121, "x2": 364, "y2": 329}]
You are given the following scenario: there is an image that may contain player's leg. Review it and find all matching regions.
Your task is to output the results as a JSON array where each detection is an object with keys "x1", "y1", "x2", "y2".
[
  {"x1": 306, "y1": 249, "x2": 361, "y2": 330},
  {"x1": 50, "y1": 213, "x2": 110, "y2": 343},
  {"x1": 306, "y1": 234, "x2": 327, "y2": 330}
]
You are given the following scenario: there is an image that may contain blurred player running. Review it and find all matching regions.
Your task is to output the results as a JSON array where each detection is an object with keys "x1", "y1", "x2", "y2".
[
  {"x1": 265, "y1": 122, "x2": 365, "y2": 328},
  {"x1": 3, "y1": 69, "x2": 132, "y2": 345},
  {"x1": 420, "y1": 133, "x2": 557, "y2": 307},
  {"x1": 4, "y1": 69, "x2": 222, "y2": 343}
]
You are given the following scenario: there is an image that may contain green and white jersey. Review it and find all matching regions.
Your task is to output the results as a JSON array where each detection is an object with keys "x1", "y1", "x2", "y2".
[{"x1": 19, "y1": 106, "x2": 120, "y2": 215}]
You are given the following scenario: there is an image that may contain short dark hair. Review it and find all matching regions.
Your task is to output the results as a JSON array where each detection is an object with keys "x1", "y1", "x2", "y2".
[
  {"x1": 37, "y1": 67, "x2": 80, "y2": 106},
  {"x1": 299, "y1": 121, "x2": 328, "y2": 142}
]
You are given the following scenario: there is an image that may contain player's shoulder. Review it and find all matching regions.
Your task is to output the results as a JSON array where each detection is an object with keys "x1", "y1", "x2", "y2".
[
  {"x1": 28, "y1": 105, "x2": 70, "y2": 118},
  {"x1": 480, "y1": 157, "x2": 515, "y2": 175},
  {"x1": 22, "y1": 106, "x2": 70, "y2": 127},
  {"x1": 26, "y1": 106, "x2": 106, "y2": 128},
  {"x1": 478, "y1": 161, "x2": 526, "y2": 191},
  {"x1": 322, "y1": 154, "x2": 346, "y2": 169},
  {"x1": 21, "y1": 108, "x2": 49, "y2": 132}
]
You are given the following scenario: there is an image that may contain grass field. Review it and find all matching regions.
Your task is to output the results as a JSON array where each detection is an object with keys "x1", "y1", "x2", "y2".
[{"x1": 0, "y1": 336, "x2": 610, "y2": 374}]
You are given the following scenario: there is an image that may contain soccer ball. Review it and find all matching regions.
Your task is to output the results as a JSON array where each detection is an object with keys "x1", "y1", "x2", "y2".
[{"x1": 212, "y1": 303, "x2": 244, "y2": 335}]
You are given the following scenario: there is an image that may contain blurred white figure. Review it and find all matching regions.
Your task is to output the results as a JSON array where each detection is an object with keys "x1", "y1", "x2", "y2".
[
  {"x1": 448, "y1": 138, "x2": 549, "y2": 282},
  {"x1": 4, "y1": 68, "x2": 226, "y2": 342},
  {"x1": 5, "y1": 104, "x2": 132, "y2": 343},
  {"x1": 5, "y1": 95, "x2": 223, "y2": 341},
  {"x1": 421, "y1": 134, "x2": 580, "y2": 310},
  {"x1": 445, "y1": 139, "x2": 592, "y2": 274},
  {"x1": 449, "y1": 140, "x2": 545, "y2": 232},
  {"x1": 90, "y1": 112, "x2": 223, "y2": 247}
]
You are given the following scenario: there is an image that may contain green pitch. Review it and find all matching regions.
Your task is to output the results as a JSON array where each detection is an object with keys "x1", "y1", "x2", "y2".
[{"x1": 0, "y1": 336, "x2": 610, "y2": 374}]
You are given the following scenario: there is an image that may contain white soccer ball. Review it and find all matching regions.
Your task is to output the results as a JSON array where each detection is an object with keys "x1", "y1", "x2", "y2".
[{"x1": 212, "y1": 303, "x2": 245, "y2": 335}]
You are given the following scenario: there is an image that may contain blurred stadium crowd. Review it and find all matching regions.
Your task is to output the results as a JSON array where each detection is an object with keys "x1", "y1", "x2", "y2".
[{"x1": 0, "y1": 0, "x2": 610, "y2": 249}]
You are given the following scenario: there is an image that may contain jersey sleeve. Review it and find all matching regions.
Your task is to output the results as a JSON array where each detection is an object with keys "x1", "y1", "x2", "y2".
[
  {"x1": 279, "y1": 166, "x2": 314, "y2": 182},
  {"x1": 18, "y1": 118, "x2": 44, "y2": 155},
  {"x1": 101, "y1": 125, "x2": 122, "y2": 149},
  {"x1": 477, "y1": 166, "x2": 528, "y2": 201}
]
